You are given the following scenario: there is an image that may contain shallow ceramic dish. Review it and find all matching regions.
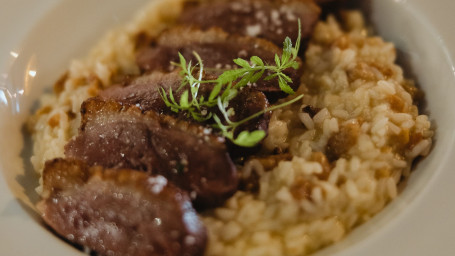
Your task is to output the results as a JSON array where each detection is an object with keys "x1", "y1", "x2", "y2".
[{"x1": 1, "y1": 0, "x2": 454, "y2": 255}]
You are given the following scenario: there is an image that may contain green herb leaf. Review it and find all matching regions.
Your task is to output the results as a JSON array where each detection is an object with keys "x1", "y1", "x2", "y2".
[
  {"x1": 264, "y1": 73, "x2": 278, "y2": 81},
  {"x1": 250, "y1": 70, "x2": 265, "y2": 84},
  {"x1": 178, "y1": 52, "x2": 186, "y2": 70},
  {"x1": 217, "y1": 69, "x2": 245, "y2": 84},
  {"x1": 235, "y1": 71, "x2": 255, "y2": 88},
  {"x1": 274, "y1": 54, "x2": 281, "y2": 67},
  {"x1": 280, "y1": 74, "x2": 293, "y2": 83},
  {"x1": 281, "y1": 37, "x2": 292, "y2": 64},
  {"x1": 250, "y1": 56, "x2": 264, "y2": 67},
  {"x1": 232, "y1": 130, "x2": 267, "y2": 147},
  {"x1": 278, "y1": 76, "x2": 295, "y2": 94},
  {"x1": 291, "y1": 61, "x2": 300, "y2": 70},
  {"x1": 168, "y1": 88, "x2": 178, "y2": 106},
  {"x1": 209, "y1": 82, "x2": 223, "y2": 102},
  {"x1": 233, "y1": 58, "x2": 251, "y2": 68},
  {"x1": 179, "y1": 90, "x2": 190, "y2": 108},
  {"x1": 220, "y1": 87, "x2": 238, "y2": 107}
]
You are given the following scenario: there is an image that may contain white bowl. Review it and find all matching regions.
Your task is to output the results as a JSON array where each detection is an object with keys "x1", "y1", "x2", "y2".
[{"x1": 1, "y1": 0, "x2": 454, "y2": 255}]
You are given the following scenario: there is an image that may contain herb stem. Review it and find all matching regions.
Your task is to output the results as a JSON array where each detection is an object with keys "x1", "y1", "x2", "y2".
[{"x1": 232, "y1": 94, "x2": 303, "y2": 128}]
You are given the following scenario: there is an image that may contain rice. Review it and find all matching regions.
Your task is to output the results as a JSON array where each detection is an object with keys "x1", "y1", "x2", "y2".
[
  {"x1": 28, "y1": 1, "x2": 433, "y2": 255},
  {"x1": 201, "y1": 11, "x2": 433, "y2": 256}
]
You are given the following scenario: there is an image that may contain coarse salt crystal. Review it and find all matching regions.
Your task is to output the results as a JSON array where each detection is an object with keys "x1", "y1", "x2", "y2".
[
  {"x1": 147, "y1": 175, "x2": 168, "y2": 194},
  {"x1": 246, "y1": 24, "x2": 262, "y2": 37}
]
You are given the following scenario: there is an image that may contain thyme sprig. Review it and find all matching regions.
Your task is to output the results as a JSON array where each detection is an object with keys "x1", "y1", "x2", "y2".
[{"x1": 160, "y1": 20, "x2": 303, "y2": 147}]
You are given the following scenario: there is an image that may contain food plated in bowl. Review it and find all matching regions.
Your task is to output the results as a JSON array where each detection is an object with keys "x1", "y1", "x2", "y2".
[
  {"x1": 2, "y1": 0, "x2": 455, "y2": 255},
  {"x1": 27, "y1": 0, "x2": 435, "y2": 254}
]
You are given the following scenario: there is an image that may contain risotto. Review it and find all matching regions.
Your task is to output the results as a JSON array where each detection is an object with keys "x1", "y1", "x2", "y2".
[{"x1": 28, "y1": 0, "x2": 433, "y2": 255}]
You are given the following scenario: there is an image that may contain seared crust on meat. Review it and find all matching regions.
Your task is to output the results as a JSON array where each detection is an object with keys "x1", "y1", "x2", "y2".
[
  {"x1": 178, "y1": 0, "x2": 320, "y2": 47},
  {"x1": 137, "y1": 27, "x2": 303, "y2": 94},
  {"x1": 65, "y1": 98, "x2": 238, "y2": 207},
  {"x1": 39, "y1": 158, "x2": 207, "y2": 256},
  {"x1": 99, "y1": 71, "x2": 183, "y2": 114}
]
